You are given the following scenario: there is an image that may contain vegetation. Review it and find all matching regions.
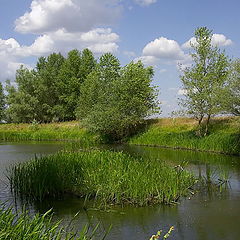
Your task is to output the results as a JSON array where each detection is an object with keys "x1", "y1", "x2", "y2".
[
  {"x1": 10, "y1": 150, "x2": 195, "y2": 206},
  {"x1": 0, "y1": 121, "x2": 99, "y2": 144},
  {"x1": 129, "y1": 117, "x2": 240, "y2": 155},
  {"x1": 5, "y1": 49, "x2": 96, "y2": 123},
  {"x1": 77, "y1": 53, "x2": 159, "y2": 141},
  {"x1": 0, "y1": 205, "x2": 98, "y2": 240},
  {"x1": 0, "y1": 82, "x2": 5, "y2": 122},
  {"x1": 222, "y1": 59, "x2": 240, "y2": 115},
  {"x1": 179, "y1": 27, "x2": 230, "y2": 135}
]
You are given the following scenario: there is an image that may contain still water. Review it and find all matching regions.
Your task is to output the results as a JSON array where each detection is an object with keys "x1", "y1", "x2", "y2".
[{"x1": 0, "y1": 142, "x2": 240, "y2": 240}]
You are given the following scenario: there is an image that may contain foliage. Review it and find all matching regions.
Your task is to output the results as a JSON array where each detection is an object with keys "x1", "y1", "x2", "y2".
[
  {"x1": 179, "y1": 27, "x2": 230, "y2": 135},
  {"x1": 0, "y1": 82, "x2": 5, "y2": 121},
  {"x1": 5, "y1": 49, "x2": 96, "y2": 123},
  {"x1": 222, "y1": 59, "x2": 240, "y2": 115},
  {"x1": 77, "y1": 53, "x2": 159, "y2": 141},
  {"x1": 129, "y1": 117, "x2": 240, "y2": 155},
  {"x1": 0, "y1": 205, "x2": 98, "y2": 240},
  {"x1": 10, "y1": 150, "x2": 195, "y2": 206},
  {"x1": 0, "y1": 121, "x2": 99, "y2": 145}
]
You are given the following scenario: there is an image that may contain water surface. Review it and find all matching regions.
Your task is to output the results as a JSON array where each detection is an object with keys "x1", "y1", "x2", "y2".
[{"x1": 0, "y1": 142, "x2": 240, "y2": 240}]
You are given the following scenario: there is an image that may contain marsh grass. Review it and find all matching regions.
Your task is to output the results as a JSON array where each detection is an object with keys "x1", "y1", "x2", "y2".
[
  {"x1": 0, "y1": 205, "x2": 97, "y2": 240},
  {"x1": 10, "y1": 150, "x2": 195, "y2": 206},
  {"x1": 129, "y1": 117, "x2": 240, "y2": 155}
]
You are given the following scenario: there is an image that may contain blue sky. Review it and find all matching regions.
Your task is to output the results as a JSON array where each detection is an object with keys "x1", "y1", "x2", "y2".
[{"x1": 0, "y1": 0, "x2": 239, "y2": 116}]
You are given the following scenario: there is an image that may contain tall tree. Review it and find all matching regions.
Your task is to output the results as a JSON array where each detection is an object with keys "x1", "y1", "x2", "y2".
[
  {"x1": 58, "y1": 49, "x2": 96, "y2": 120},
  {"x1": 179, "y1": 27, "x2": 230, "y2": 135},
  {"x1": 222, "y1": 59, "x2": 240, "y2": 115},
  {"x1": 77, "y1": 54, "x2": 159, "y2": 141}
]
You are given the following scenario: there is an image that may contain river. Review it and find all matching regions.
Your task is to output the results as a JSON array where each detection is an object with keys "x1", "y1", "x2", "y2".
[{"x1": 0, "y1": 142, "x2": 240, "y2": 240}]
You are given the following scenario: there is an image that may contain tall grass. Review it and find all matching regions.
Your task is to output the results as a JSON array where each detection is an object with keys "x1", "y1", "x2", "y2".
[
  {"x1": 0, "y1": 205, "x2": 97, "y2": 240},
  {"x1": 10, "y1": 150, "x2": 195, "y2": 206},
  {"x1": 0, "y1": 121, "x2": 99, "y2": 144},
  {"x1": 129, "y1": 117, "x2": 240, "y2": 155}
]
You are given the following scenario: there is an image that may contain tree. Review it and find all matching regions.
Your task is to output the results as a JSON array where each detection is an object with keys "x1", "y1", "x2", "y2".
[
  {"x1": 179, "y1": 27, "x2": 230, "y2": 135},
  {"x1": 77, "y1": 53, "x2": 159, "y2": 141},
  {"x1": 222, "y1": 59, "x2": 240, "y2": 115},
  {"x1": 58, "y1": 49, "x2": 96, "y2": 120},
  {"x1": 0, "y1": 82, "x2": 5, "y2": 121}
]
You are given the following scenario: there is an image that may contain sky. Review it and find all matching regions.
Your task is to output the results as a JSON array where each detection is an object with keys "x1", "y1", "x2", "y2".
[{"x1": 0, "y1": 0, "x2": 240, "y2": 116}]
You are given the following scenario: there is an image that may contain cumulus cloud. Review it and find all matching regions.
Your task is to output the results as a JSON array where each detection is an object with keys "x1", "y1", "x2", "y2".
[
  {"x1": 15, "y1": 0, "x2": 122, "y2": 34},
  {"x1": 0, "y1": 27, "x2": 119, "y2": 81},
  {"x1": 134, "y1": 56, "x2": 159, "y2": 66},
  {"x1": 20, "y1": 28, "x2": 119, "y2": 56},
  {"x1": 177, "y1": 88, "x2": 188, "y2": 96},
  {"x1": 182, "y1": 34, "x2": 233, "y2": 49},
  {"x1": 142, "y1": 37, "x2": 186, "y2": 61},
  {"x1": 134, "y1": 0, "x2": 157, "y2": 6}
]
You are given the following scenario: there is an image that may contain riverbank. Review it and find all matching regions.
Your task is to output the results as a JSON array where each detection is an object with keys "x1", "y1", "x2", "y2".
[
  {"x1": 1, "y1": 117, "x2": 239, "y2": 155},
  {"x1": 0, "y1": 121, "x2": 99, "y2": 145},
  {"x1": 129, "y1": 117, "x2": 240, "y2": 155}
]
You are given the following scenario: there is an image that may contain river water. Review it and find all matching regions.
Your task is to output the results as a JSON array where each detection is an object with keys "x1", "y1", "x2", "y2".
[{"x1": 0, "y1": 142, "x2": 240, "y2": 240}]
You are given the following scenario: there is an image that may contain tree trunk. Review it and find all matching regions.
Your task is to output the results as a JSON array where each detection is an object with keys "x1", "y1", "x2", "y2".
[{"x1": 204, "y1": 114, "x2": 211, "y2": 136}]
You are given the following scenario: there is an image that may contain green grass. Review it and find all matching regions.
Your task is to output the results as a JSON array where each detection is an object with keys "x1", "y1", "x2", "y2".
[
  {"x1": 129, "y1": 117, "x2": 240, "y2": 155},
  {"x1": 9, "y1": 150, "x2": 195, "y2": 206},
  {"x1": 0, "y1": 121, "x2": 99, "y2": 145},
  {"x1": 0, "y1": 205, "x2": 97, "y2": 240}
]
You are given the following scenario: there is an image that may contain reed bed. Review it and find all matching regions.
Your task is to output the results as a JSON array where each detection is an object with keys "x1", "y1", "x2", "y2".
[
  {"x1": 0, "y1": 205, "x2": 96, "y2": 240},
  {"x1": 9, "y1": 150, "x2": 195, "y2": 206},
  {"x1": 129, "y1": 117, "x2": 240, "y2": 155}
]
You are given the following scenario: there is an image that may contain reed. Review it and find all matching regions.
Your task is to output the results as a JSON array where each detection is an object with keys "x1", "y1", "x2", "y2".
[
  {"x1": 10, "y1": 150, "x2": 195, "y2": 206},
  {"x1": 0, "y1": 205, "x2": 96, "y2": 240}
]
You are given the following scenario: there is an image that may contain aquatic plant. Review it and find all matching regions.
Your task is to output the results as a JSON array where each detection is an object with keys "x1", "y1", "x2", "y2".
[
  {"x1": 149, "y1": 226, "x2": 174, "y2": 240},
  {"x1": 0, "y1": 205, "x2": 99, "y2": 240},
  {"x1": 9, "y1": 150, "x2": 195, "y2": 206}
]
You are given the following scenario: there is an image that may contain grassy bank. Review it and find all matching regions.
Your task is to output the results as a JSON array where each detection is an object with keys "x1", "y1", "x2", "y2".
[
  {"x1": 129, "y1": 117, "x2": 240, "y2": 155},
  {"x1": 10, "y1": 150, "x2": 195, "y2": 206},
  {"x1": 0, "y1": 205, "x2": 95, "y2": 240},
  {"x1": 0, "y1": 121, "x2": 99, "y2": 144}
]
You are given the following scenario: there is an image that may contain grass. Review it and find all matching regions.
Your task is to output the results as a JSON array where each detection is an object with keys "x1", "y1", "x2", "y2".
[
  {"x1": 0, "y1": 205, "x2": 99, "y2": 240},
  {"x1": 0, "y1": 121, "x2": 99, "y2": 145},
  {"x1": 129, "y1": 117, "x2": 240, "y2": 155},
  {"x1": 9, "y1": 150, "x2": 195, "y2": 206}
]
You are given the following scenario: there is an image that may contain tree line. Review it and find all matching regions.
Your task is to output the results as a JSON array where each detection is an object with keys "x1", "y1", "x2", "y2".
[
  {"x1": 0, "y1": 27, "x2": 239, "y2": 139},
  {"x1": 0, "y1": 49, "x2": 159, "y2": 140}
]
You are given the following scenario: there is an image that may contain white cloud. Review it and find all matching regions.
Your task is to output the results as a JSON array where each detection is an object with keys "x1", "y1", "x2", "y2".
[
  {"x1": 212, "y1": 34, "x2": 233, "y2": 46},
  {"x1": 143, "y1": 37, "x2": 186, "y2": 61},
  {"x1": 134, "y1": 56, "x2": 159, "y2": 66},
  {"x1": 0, "y1": 27, "x2": 119, "y2": 81},
  {"x1": 15, "y1": 0, "x2": 122, "y2": 34},
  {"x1": 134, "y1": 0, "x2": 157, "y2": 6},
  {"x1": 177, "y1": 88, "x2": 188, "y2": 96},
  {"x1": 182, "y1": 34, "x2": 233, "y2": 49}
]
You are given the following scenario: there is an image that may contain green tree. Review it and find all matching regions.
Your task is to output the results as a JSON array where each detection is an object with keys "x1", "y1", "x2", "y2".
[
  {"x1": 0, "y1": 82, "x2": 5, "y2": 121},
  {"x1": 222, "y1": 59, "x2": 240, "y2": 115},
  {"x1": 179, "y1": 27, "x2": 230, "y2": 135},
  {"x1": 77, "y1": 53, "x2": 159, "y2": 141},
  {"x1": 58, "y1": 49, "x2": 96, "y2": 120}
]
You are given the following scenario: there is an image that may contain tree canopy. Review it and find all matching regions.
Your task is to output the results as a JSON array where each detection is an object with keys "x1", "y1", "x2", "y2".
[
  {"x1": 77, "y1": 53, "x2": 159, "y2": 141},
  {"x1": 179, "y1": 27, "x2": 230, "y2": 135}
]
